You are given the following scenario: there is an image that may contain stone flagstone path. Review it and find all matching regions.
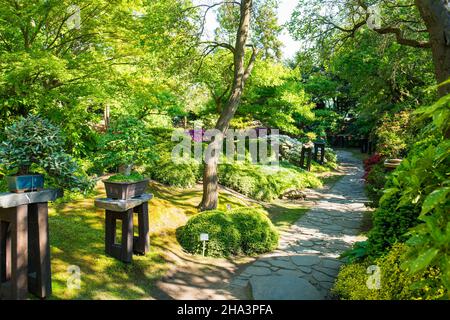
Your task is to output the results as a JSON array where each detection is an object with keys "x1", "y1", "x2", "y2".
[{"x1": 230, "y1": 150, "x2": 367, "y2": 300}]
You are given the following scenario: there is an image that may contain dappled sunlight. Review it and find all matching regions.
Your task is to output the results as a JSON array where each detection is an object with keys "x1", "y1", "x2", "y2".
[{"x1": 45, "y1": 179, "x2": 283, "y2": 299}]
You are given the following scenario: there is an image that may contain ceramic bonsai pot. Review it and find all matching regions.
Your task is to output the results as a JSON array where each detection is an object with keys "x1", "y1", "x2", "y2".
[
  {"x1": 384, "y1": 158, "x2": 403, "y2": 169},
  {"x1": 6, "y1": 174, "x2": 45, "y2": 193},
  {"x1": 103, "y1": 179, "x2": 149, "y2": 200}
]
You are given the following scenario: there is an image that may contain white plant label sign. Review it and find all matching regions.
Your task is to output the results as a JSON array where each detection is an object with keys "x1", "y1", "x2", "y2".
[{"x1": 200, "y1": 233, "x2": 209, "y2": 241}]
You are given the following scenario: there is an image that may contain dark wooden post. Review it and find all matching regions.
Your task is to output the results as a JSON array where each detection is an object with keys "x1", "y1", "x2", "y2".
[
  {"x1": 0, "y1": 205, "x2": 28, "y2": 300},
  {"x1": 368, "y1": 141, "x2": 375, "y2": 155},
  {"x1": 0, "y1": 190, "x2": 60, "y2": 300},
  {"x1": 360, "y1": 137, "x2": 369, "y2": 153},
  {"x1": 105, "y1": 210, "x2": 134, "y2": 263},
  {"x1": 314, "y1": 141, "x2": 326, "y2": 165},
  {"x1": 27, "y1": 203, "x2": 52, "y2": 298},
  {"x1": 300, "y1": 145, "x2": 313, "y2": 171},
  {"x1": 133, "y1": 203, "x2": 149, "y2": 255}
]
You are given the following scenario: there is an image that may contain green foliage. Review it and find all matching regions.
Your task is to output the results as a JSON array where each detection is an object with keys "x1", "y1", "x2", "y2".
[
  {"x1": 106, "y1": 172, "x2": 145, "y2": 183},
  {"x1": 176, "y1": 210, "x2": 241, "y2": 257},
  {"x1": 340, "y1": 241, "x2": 369, "y2": 264},
  {"x1": 333, "y1": 244, "x2": 447, "y2": 300},
  {"x1": 361, "y1": 94, "x2": 450, "y2": 297},
  {"x1": 176, "y1": 207, "x2": 279, "y2": 257},
  {"x1": 0, "y1": 0, "x2": 200, "y2": 156},
  {"x1": 218, "y1": 161, "x2": 322, "y2": 201},
  {"x1": 98, "y1": 117, "x2": 156, "y2": 172},
  {"x1": 375, "y1": 110, "x2": 412, "y2": 158},
  {"x1": 148, "y1": 155, "x2": 202, "y2": 188},
  {"x1": 399, "y1": 94, "x2": 450, "y2": 293},
  {"x1": 365, "y1": 163, "x2": 387, "y2": 206},
  {"x1": 0, "y1": 115, "x2": 91, "y2": 191},
  {"x1": 324, "y1": 147, "x2": 338, "y2": 167},
  {"x1": 367, "y1": 192, "x2": 420, "y2": 257},
  {"x1": 230, "y1": 207, "x2": 279, "y2": 255},
  {"x1": 239, "y1": 67, "x2": 316, "y2": 135}
]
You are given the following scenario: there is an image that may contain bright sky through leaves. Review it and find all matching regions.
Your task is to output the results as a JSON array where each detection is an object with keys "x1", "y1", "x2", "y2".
[{"x1": 195, "y1": 0, "x2": 301, "y2": 60}]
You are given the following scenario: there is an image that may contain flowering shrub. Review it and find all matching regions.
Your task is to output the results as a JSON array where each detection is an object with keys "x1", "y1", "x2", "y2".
[
  {"x1": 186, "y1": 129, "x2": 206, "y2": 142},
  {"x1": 362, "y1": 153, "x2": 382, "y2": 181}
]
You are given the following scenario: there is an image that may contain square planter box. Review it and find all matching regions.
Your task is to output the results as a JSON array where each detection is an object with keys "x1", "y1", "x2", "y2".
[
  {"x1": 6, "y1": 174, "x2": 44, "y2": 193},
  {"x1": 103, "y1": 179, "x2": 149, "y2": 200}
]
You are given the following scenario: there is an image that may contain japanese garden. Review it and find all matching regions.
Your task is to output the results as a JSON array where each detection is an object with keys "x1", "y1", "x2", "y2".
[{"x1": 0, "y1": 0, "x2": 448, "y2": 301}]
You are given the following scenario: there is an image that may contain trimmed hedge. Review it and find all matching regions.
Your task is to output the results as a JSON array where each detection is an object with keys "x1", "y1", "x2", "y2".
[{"x1": 176, "y1": 207, "x2": 279, "y2": 257}]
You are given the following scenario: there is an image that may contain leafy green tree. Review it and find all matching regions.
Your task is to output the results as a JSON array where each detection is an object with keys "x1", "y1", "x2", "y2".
[
  {"x1": 192, "y1": 0, "x2": 284, "y2": 210},
  {"x1": 289, "y1": 0, "x2": 450, "y2": 97},
  {"x1": 0, "y1": 0, "x2": 199, "y2": 156},
  {"x1": 239, "y1": 63, "x2": 316, "y2": 135}
]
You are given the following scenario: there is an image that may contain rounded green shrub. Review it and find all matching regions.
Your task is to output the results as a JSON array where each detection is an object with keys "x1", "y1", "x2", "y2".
[
  {"x1": 230, "y1": 208, "x2": 279, "y2": 255},
  {"x1": 176, "y1": 210, "x2": 241, "y2": 257},
  {"x1": 332, "y1": 244, "x2": 447, "y2": 300},
  {"x1": 177, "y1": 208, "x2": 279, "y2": 257}
]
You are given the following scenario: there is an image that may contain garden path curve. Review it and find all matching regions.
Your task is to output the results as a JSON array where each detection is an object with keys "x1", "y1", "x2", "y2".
[{"x1": 230, "y1": 150, "x2": 367, "y2": 299}]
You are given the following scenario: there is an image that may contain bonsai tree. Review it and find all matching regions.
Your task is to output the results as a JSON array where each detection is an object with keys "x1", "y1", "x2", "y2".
[
  {"x1": 0, "y1": 115, "x2": 91, "y2": 191},
  {"x1": 99, "y1": 117, "x2": 155, "y2": 179}
]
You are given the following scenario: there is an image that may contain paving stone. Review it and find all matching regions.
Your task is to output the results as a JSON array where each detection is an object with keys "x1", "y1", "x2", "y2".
[
  {"x1": 276, "y1": 269, "x2": 304, "y2": 277},
  {"x1": 250, "y1": 276, "x2": 323, "y2": 300},
  {"x1": 268, "y1": 259, "x2": 297, "y2": 270},
  {"x1": 313, "y1": 270, "x2": 336, "y2": 283},
  {"x1": 321, "y1": 259, "x2": 344, "y2": 270},
  {"x1": 299, "y1": 266, "x2": 312, "y2": 273},
  {"x1": 231, "y1": 279, "x2": 249, "y2": 287},
  {"x1": 291, "y1": 255, "x2": 321, "y2": 266},
  {"x1": 313, "y1": 266, "x2": 339, "y2": 277},
  {"x1": 253, "y1": 260, "x2": 271, "y2": 267},
  {"x1": 298, "y1": 240, "x2": 314, "y2": 247},
  {"x1": 318, "y1": 281, "x2": 335, "y2": 291},
  {"x1": 244, "y1": 266, "x2": 272, "y2": 276}
]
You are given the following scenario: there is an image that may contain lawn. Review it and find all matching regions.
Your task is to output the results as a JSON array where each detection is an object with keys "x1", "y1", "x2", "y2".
[{"x1": 46, "y1": 180, "x2": 314, "y2": 299}]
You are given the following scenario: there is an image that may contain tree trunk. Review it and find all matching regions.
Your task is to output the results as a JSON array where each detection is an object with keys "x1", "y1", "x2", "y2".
[
  {"x1": 199, "y1": 0, "x2": 255, "y2": 211},
  {"x1": 416, "y1": 0, "x2": 450, "y2": 97}
]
